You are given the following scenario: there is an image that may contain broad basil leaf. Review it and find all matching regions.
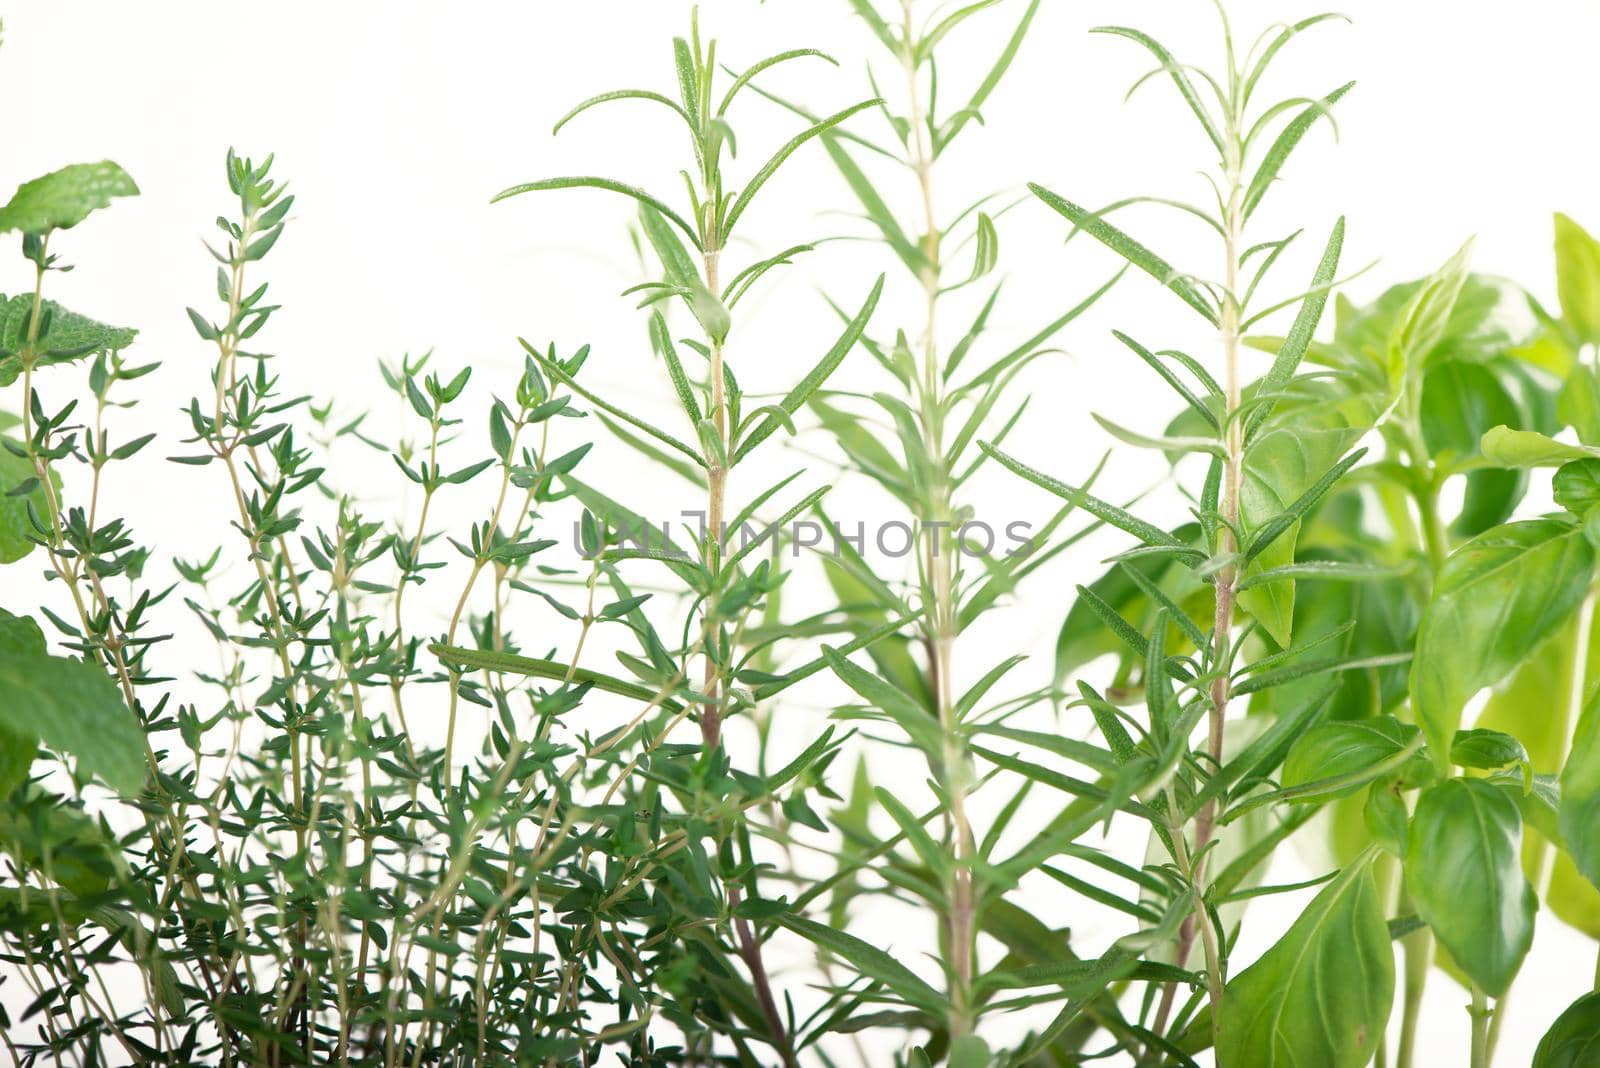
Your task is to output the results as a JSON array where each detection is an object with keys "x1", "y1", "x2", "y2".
[
  {"x1": 1559, "y1": 366, "x2": 1600, "y2": 445},
  {"x1": 1421, "y1": 360, "x2": 1528, "y2": 535},
  {"x1": 1281, "y1": 716, "x2": 1418, "y2": 801},
  {"x1": 1556, "y1": 459, "x2": 1600, "y2": 517},
  {"x1": 1478, "y1": 613, "x2": 1600, "y2": 936},
  {"x1": 1533, "y1": 990, "x2": 1600, "y2": 1067},
  {"x1": 1555, "y1": 212, "x2": 1600, "y2": 346},
  {"x1": 1482, "y1": 426, "x2": 1600, "y2": 468},
  {"x1": 1331, "y1": 274, "x2": 1528, "y2": 373},
  {"x1": 1216, "y1": 851, "x2": 1391, "y2": 1068},
  {"x1": 1449, "y1": 727, "x2": 1527, "y2": 770},
  {"x1": 1054, "y1": 522, "x2": 1205, "y2": 684},
  {"x1": 1238, "y1": 377, "x2": 1378, "y2": 646},
  {"x1": 1410, "y1": 518, "x2": 1594, "y2": 769},
  {"x1": 1406, "y1": 778, "x2": 1535, "y2": 997},
  {"x1": 1561, "y1": 688, "x2": 1600, "y2": 892}
]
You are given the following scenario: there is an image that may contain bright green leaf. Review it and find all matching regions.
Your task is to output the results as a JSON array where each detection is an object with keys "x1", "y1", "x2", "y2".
[
  {"x1": 1410, "y1": 518, "x2": 1595, "y2": 770},
  {"x1": 1216, "y1": 850, "x2": 1391, "y2": 1068},
  {"x1": 0, "y1": 161, "x2": 138, "y2": 234},
  {"x1": 1406, "y1": 778, "x2": 1535, "y2": 997}
]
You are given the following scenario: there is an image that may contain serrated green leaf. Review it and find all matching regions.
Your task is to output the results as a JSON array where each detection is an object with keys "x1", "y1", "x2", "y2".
[
  {"x1": 0, "y1": 161, "x2": 138, "y2": 234},
  {"x1": 0, "y1": 635, "x2": 145, "y2": 795}
]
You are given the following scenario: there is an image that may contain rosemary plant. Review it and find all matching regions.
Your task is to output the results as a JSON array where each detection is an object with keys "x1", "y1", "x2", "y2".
[
  {"x1": 447, "y1": 12, "x2": 895, "y2": 1066},
  {"x1": 982, "y1": 5, "x2": 1389, "y2": 1063},
  {"x1": 763, "y1": 0, "x2": 1128, "y2": 1061}
]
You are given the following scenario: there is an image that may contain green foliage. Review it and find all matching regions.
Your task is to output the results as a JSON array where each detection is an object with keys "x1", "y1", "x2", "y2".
[
  {"x1": 1533, "y1": 991, "x2": 1600, "y2": 1067},
  {"x1": 1406, "y1": 780, "x2": 1537, "y2": 997},
  {"x1": 0, "y1": 618, "x2": 144, "y2": 795},
  {"x1": 6, "y1": 6, "x2": 1600, "y2": 1068},
  {"x1": 0, "y1": 160, "x2": 137, "y2": 234},
  {"x1": 1410, "y1": 519, "x2": 1595, "y2": 769},
  {"x1": 1562, "y1": 687, "x2": 1600, "y2": 889},
  {"x1": 0, "y1": 433, "x2": 54, "y2": 561},
  {"x1": 1555, "y1": 212, "x2": 1600, "y2": 346},
  {"x1": 1216, "y1": 851, "x2": 1392, "y2": 1068}
]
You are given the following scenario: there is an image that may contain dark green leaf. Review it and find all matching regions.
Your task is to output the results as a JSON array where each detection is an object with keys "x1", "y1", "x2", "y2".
[{"x1": 1533, "y1": 991, "x2": 1600, "y2": 1067}]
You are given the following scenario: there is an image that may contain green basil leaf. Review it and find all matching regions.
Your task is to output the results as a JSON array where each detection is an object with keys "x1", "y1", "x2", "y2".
[
  {"x1": 1559, "y1": 366, "x2": 1600, "y2": 445},
  {"x1": 1561, "y1": 687, "x2": 1600, "y2": 892},
  {"x1": 1410, "y1": 518, "x2": 1595, "y2": 771},
  {"x1": 1482, "y1": 425, "x2": 1600, "y2": 468},
  {"x1": 1281, "y1": 716, "x2": 1419, "y2": 801},
  {"x1": 1406, "y1": 778, "x2": 1535, "y2": 997},
  {"x1": 1421, "y1": 360, "x2": 1529, "y2": 533},
  {"x1": 1476, "y1": 610, "x2": 1600, "y2": 937},
  {"x1": 1216, "y1": 850, "x2": 1391, "y2": 1068},
  {"x1": 1533, "y1": 990, "x2": 1600, "y2": 1067},
  {"x1": 1449, "y1": 727, "x2": 1527, "y2": 770},
  {"x1": 1238, "y1": 376, "x2": 1378, "y2": 646},
  {"x1": 1556, "y1": 459, "x2": 1600, "y2": 517},
  {"x1": 1555, "y1": 212, "x2": 1600, "y2": 345}
]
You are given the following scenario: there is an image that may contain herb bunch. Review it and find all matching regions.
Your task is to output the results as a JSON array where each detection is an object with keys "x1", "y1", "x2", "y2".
[{"x1": 10, "y1": 5, "x2": 1600, "y2": 1068}]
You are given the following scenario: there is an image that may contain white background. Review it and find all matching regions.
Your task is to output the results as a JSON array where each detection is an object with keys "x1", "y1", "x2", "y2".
[{"x1": 4, "y1": 0, "x2": 1600, "y2": 1064}]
